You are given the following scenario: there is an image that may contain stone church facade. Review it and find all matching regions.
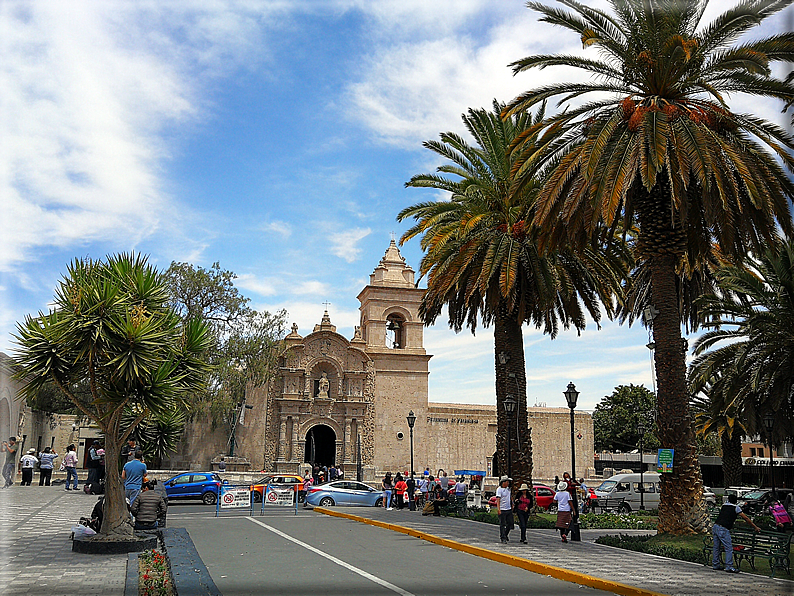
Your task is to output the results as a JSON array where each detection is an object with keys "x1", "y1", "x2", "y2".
[{"x1": 257, "y1": 241, "x2": 594, "y2": 482}]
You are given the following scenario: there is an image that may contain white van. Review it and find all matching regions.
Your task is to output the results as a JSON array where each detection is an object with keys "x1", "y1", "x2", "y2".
[{"x1": 594, "y1": 472, "x2": 661, "y2": 512}]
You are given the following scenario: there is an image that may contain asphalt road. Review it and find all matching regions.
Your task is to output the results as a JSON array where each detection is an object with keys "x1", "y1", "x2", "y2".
[{"x1": 168, "y1": 503, "x2": 606, "y2": 596}]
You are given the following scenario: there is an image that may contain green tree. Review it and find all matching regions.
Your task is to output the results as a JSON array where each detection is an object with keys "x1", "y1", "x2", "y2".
[
  {"x1": 399, "y1": 101, "x2": 628, "y2": 489},
  {"x1": 593, "y1": 384, "x2": 659, "y2": 453},
  {"x1": 13, "y1": 254, "x2": 211, "y2": 539},
  {"x1": 505, "y1": 0, "x2": 794, "y2": 534},
  {"x1": 165, "y1": 262, "x2": 286, "y2": 437},
  {"x1": 690, "y1": 239, "x2": 794, "y2": 450}
]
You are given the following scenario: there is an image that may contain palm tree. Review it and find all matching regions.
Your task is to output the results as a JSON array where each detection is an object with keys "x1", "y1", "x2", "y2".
[
  {"x1": 13, "y1": 254, "x2": 211, "y2": 539},
  {"x1": 690, "y1": 371, "x2": 749, "y2": 489},
  {"x1": 398, "y1": 101, "x2": 628, "y2": 489},
  {"x1": 504, "y1": 0, "x2": 794, "y2": 534},
  {"x1": 690, "y1": 239, "x2": 794, "y2": 450}
]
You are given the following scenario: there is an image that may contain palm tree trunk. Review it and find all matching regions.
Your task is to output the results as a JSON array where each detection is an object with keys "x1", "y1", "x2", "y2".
[
  {"x1": 99, "y1": 410, "x2": 135, "y2": 539},
  {"x1": 494, "y1": 305, "x2": 533, "y2": 490},
  {"x1": 649, "y1": 254, "x2": 708, "y2": 534},
  {"x1": 721, "y1": 432, "x2": 743, "y2": 488},
  {"x1": 636, "y1": 178, "x2": 707, "y2": 534}
]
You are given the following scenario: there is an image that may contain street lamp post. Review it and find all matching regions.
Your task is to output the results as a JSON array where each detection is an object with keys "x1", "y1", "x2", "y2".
[
  {"x1": 637, "y1": 422, "x2": 646, "y2": 511},
  {"x1": 763, "y1": 411, "x2": 775, "y2": 495},
  {"x1": 503, "y1": 395, "x2": 517, "y2": 479},
  {"x1": 564, "y1": 382, "x2": 581, "y2": 542},
  {"x1": 356, "y1": 434, "x2": 363, "y2": 482},
  {"x1": 407, "y1": 410, "x2": 417, "y2": 511}
]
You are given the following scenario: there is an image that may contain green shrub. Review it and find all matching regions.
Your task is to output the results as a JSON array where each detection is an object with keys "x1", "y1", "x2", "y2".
[
  {"x1": 594, "y1": 534, "x2": 702, "y2": 564},
  {"x1": 578, "y1": 513, "x2": 657, "y2": 530}
]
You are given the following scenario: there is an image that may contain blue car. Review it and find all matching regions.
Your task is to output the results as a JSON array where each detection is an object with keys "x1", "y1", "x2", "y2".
[
  {"x1": 164, "y1": 472, "x2": 224, "y2": 505},
  {"x1": 305, "y1": 480, "x2": 383, "y2": 507}
]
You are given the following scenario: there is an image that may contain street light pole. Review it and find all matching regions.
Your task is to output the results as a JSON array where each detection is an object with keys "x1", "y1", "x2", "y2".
[
  {"x1": 763, "y1": 411, "x2": 775, "y2": 495},
  {"x1": 637, "y1": 422, "x2": 646, "y2": 511},
  {"x1": 407, "y1": 410, "x2": 417, "y2": 511},
  {"x1": 356, "y1": 434, "x2": 362, "y2": 482},
  {"x1": 564, "y1": 382, "x2": 581, "y2": 542},
  {"x1": 503, "y1": 395, "x2": 517, "y2": 479}
]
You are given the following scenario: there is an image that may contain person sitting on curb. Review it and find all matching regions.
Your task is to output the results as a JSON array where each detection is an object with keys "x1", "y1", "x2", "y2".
[
  {"x1": 430, "y1": 483, "x2": 448, "y2": 516},
  {"x1": 712, "y1": 493, "x2": 760, "y2": 573},
  {"x1": 131, "y1": 481, "x2": 167, "y2": 530}
]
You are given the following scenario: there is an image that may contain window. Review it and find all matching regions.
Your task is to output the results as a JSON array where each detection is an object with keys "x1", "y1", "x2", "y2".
[
  {"x1": 615, "y1": 482, "x2": 629, "y2": 492},
  {"x1": 758, "y1": 448, "x2": 764, "y2": 458},
  {"x1": 750, "y1": 448, "x2": 756, "y2": 456},
  {"x1": 173, "y1": 475, "x2": 192, "y2": 485}
]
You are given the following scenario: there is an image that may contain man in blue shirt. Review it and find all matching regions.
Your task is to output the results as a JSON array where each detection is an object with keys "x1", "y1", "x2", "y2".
[{"x1": 122, "y1": 450, "x2": 147, "y2": 505}]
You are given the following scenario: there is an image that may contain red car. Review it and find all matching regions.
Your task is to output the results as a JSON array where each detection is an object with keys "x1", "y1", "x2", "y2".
[{"x1": 488, "y1": 484, "x2": 557, "y2": 510}]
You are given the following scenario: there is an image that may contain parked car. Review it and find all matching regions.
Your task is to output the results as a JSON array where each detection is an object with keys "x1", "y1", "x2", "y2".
[
  {"x1": 703, "y1": 486, "x2": 717, "y2": 506},
  {"x1": 305, "y1": 480, "x2": 383, "y2": 507},
  {"x1": 486, "y1": 484, "x2": 557, "y2": 510},
  {"x1": 739, "y1": 488, "x2": 794, "y2": 515},
  {"x1": 593, "y1": 472, "x2": 661, "y2": 512},
  {"x1": 251, "y1": 474, "x2": 305, "y2": 503},
  {"x1": 725, "y1": 486, "x2": 758, "y2": 499},
  {"x1": 164, "y1": 472, "x2": 224, "y2": 505}
]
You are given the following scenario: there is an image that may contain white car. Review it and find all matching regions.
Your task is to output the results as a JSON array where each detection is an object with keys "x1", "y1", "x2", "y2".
[{"x1": 703, "y1": 486, "x2": 716, "y2": 506}]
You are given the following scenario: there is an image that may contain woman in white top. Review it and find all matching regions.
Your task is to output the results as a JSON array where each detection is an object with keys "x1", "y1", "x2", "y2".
[
  {"x1": 63, "y1": 444, "x2": 78, "y2": 491},
  {"x1": 554, "y1": 480, "x2": 576, "y2": 543},
  {"x1": 20, "y1": 449, "x2": 38, "y2": 486}
]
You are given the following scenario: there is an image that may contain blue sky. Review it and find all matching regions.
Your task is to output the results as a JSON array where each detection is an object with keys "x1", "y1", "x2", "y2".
[{"x1": 2, "y1": 1, "x2": 791, "y2": 411}]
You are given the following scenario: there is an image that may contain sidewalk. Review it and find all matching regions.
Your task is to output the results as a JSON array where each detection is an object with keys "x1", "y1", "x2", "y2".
[
  {"x1": 315, "y1": 506, "x2": 794, "y2": 596},
  {"x1": 0, "y1": 484, "x2": 127, "y2": 596}
]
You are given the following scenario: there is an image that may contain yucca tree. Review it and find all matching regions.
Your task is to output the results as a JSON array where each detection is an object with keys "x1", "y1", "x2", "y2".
[
  {"x1": 690, "y1": 239, "x2": 794, "y2": 448},
  {"x1": 505, "y1": 0, "x2": 794, "y2": 534},
  {"x1": 398, "y1": 101, "x2": 629, "y2": 489},
  {"x1": 13, "y1": 254, "x2": 211, "y2": 539}
]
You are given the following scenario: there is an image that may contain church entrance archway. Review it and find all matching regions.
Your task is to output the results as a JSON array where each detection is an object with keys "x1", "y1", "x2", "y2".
[{"x1": 304, "y1": 425, "x2": 336, "y2": 467}]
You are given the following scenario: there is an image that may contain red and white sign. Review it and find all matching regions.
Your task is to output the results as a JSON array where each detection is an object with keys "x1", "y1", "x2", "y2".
[{"x1": 220, "y1": 487, "x2": 250, "y2": 509}]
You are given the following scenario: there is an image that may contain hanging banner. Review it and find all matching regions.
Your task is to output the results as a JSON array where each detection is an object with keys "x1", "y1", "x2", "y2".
[{"x1": 657, "y1": 449, "x2": 674, "y2": 473}]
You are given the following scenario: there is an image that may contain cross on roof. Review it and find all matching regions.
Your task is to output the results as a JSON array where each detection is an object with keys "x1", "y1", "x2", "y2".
[{"x1": 322, "y1": 300, "x2": 331, "y2": 310}]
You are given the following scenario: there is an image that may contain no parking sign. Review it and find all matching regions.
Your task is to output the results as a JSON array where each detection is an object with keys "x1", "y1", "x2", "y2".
[
  {"x1": 220, "y1": 486, "x2": 251, "y2": 509},
  {"x1": 265, "y1": 485, "x2": 295, "y2": 507}
]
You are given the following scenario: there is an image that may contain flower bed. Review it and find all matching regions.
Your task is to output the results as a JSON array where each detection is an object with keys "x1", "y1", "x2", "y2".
[
  {"x1": 451, "y1": 508, "x2": 657, "y2": 530},
  {"x1": 139, "y1": 549, "x2": 173, "y2": 596}
]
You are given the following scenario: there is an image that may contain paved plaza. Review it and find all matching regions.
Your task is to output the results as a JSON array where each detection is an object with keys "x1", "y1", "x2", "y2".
[{"x1": 0, "y1": 485, "x2": 127, "y2": 596}]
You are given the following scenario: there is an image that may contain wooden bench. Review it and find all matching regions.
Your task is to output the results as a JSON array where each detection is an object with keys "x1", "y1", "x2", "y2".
[{"x1": 703, "y1": 528, "x2": 792, "y2": 578}]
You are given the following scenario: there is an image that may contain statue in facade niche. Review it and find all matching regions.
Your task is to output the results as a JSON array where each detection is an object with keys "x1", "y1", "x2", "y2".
[{"x1": 318, "y1": 372, "x2": 330, "y2": 398}]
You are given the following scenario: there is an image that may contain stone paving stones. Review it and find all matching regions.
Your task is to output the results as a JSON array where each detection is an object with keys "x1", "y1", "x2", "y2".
[{"x1": 0, "y1": 486, "x2": 127, "y2": 596}]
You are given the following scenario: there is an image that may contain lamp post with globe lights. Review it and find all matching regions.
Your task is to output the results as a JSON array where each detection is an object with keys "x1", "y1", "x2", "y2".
[{"x1": 763, "y1": 411, "x2": 775, "y2": 496}]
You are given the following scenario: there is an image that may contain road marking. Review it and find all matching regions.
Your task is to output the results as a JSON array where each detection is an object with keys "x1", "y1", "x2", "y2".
[{"x1": 246, "y1": 516, "x2": 415, "y2": 596}]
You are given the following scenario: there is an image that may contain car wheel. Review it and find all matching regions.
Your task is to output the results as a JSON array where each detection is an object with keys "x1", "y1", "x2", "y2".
[
  {"x1": 319, "y1": 497, "x2": 335, "y2": 507},
  {"x1": 618, "y1": 503, "x2": 631, "y2": 514},
  {"x1": 375, "y1": 497, "x2": 383, "y2": 507},
  {"x1": 548, "y1": 502, "x2": 557, "y2": 513},
  {"x1": 202, "y1": 491, "x2": 217, "y2": 505},
  {"x1": 253, "y1": 491, "x2": 262, "y2": 503}
]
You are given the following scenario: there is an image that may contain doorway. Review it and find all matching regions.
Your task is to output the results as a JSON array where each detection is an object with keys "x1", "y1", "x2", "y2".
[{"x1": 304, "y1": 425, "x2": 336, "y2": 467}]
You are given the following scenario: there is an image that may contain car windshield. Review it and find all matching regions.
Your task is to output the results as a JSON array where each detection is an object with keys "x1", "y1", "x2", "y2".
[
  {"x1": 254, "y1": 476, "x2": 273, "y2": 485},
  {"x1": 743, "y1": 490, "x2": 766, "y2": 500},
  {"x1": 596, "y1": 480, "x2": 617, "y2": 492}
]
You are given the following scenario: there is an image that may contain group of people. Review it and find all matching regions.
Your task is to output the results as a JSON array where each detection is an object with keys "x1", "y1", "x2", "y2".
[
  {"x1": 496, "y1": 471, "x2": 581, "y2": 544},
  {"x1": 0, "y1": 436, "x2": 92, "y2": 490},
  {"x1": 120, "y1": 439, "x2": 166, "y2": 530},
  {"x1": 307, "y1": 463, "x2": 343, "y2": 486},
  {"x1": 379, "y1": 469, "x2": 470, "y2": 515}
]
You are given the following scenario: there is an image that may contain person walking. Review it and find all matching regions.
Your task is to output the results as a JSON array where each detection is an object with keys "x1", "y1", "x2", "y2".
[
  {"x1": 382, "y1": 472, "x2": 394, "y2": 510},
  {"x1": 496, "y1": 476, "x2": 513, "y2": 543},
  {"x1": 712, "y1": 493, "x2": 760, "y2": 572},
  {"x1": 394, "y1": 474, "x2": 407, "y2": 510},
  {"x1": 63, "y1": 444, "x2": 79, "y2": 491},
  {"x1": 122, "y1": 450, "x2": 147, "y2": 505},
  {"x1": 438, "y1": 470, "x2": 449, "y2": 491},
  {"x1": 1, "y1": 437, "x2": 18, "y2": 488},
  {"x1": 554, "y1": 480, "x2": 576, "y2": 542},
  {"x1": 20, "y1": 449, "x2": 38, "y2": 486},
  {"x1": 513, "y1": 484, "x2": 534, "y2": 544},
  {"x1": 38, "y1": 447, "x2": 58, "y2": 486}
]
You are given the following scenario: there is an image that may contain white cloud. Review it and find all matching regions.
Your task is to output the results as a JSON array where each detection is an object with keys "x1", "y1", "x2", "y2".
[
  {"x1": 329, "y1": 228, "x2": 372, "y2": 263},
  {"x1": 235, "y1": 273, "x2": 279, "y2": 297},
  {"x1": 260, "y1": 220, "x2": 293, "y2": 239}
]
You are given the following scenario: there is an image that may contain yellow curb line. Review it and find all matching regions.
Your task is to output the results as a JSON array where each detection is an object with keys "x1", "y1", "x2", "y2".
[{"x1": 314, "y1": 507, "x2": 668, "y2": 596}]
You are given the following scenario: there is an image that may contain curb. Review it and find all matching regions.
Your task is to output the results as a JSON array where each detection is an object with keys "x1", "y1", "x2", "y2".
[
  {"x1": 124, "y1": 553, "x2": 139, "y2": 596},
  {"x1": 314, "y1": 507, "x2": 668, "y2": 596}
]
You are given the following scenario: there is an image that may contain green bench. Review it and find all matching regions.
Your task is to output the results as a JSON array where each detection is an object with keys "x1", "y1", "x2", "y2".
[
  {"x1": 442, "y1": 494, "x2": 467, "y2": 516},
  {"x1": 703, "y1": 528, "x2": 792, "y2": 578}
]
